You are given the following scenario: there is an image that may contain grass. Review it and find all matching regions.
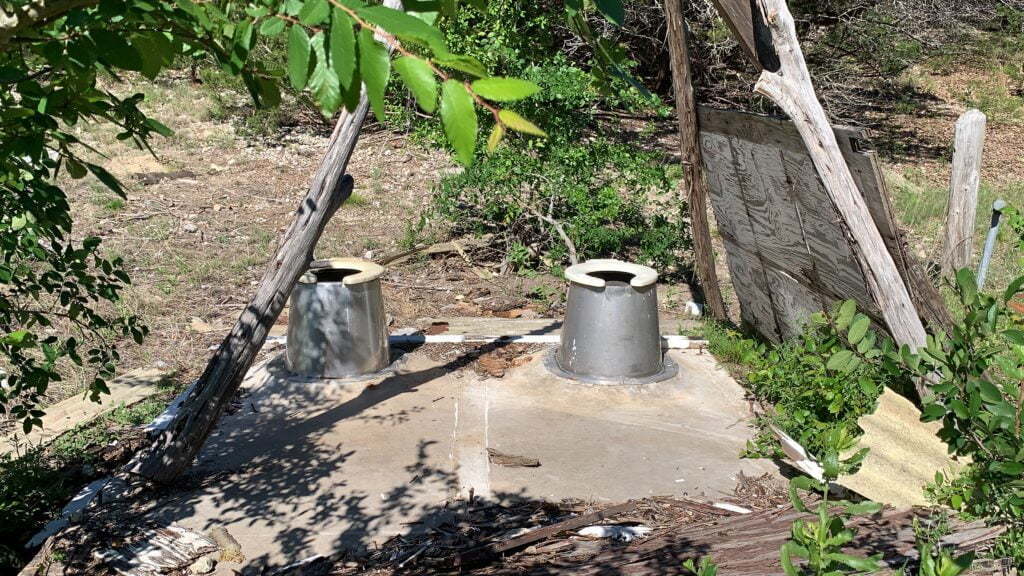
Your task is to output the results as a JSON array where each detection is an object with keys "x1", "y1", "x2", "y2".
[
  {"x1": 958, "y1": 75, "x2": 1024, "y2": 125},
  {"x1": 0, "y1": 392, "x2": 176, "y2": 572},
  {"x1": 888, "y1": 168, "x2": 1024, "y2": 291},
  {"x1": 88, "y1": 186, "x2": 127, "y2": 215}
]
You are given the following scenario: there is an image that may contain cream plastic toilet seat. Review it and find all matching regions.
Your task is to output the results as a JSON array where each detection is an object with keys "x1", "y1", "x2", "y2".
[
  {"x1": 303, "y1": 257, "x2": 385, "y2": 285},
  {"x1": 563, "y1": 258, "x2": 658, "y2": 289}
]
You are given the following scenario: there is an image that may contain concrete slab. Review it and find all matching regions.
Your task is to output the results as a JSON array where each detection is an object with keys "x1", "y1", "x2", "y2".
[
  {"x1": 456, "y1": 350, "x2": 776, "y2": 503},
  {"x1": 139, "y1": 353, "x2": 462, "y2": 573},
  {"x1": 136, "y1": 346, "x2": 777, "y2": 574}
]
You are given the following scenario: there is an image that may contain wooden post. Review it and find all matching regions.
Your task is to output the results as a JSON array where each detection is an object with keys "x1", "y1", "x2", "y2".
[
  {"x1": 941, "y1": 109, "x2": 987, "y2": 276},
  {"x1": 131, "y1": 1, "x2": 403, "y2": 482},
  {"x1": 664, "y1": 0, "x2": 728, "y2": 321},
  {"x1": 751, "y1": 0, "x2": 929, "y2": 397}
]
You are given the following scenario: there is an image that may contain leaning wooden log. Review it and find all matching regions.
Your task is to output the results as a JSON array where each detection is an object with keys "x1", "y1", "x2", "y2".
[
  {"x1": 941, "y1": 109, "x2": 987, "y2": 276},
  {"x1": 750, "y1": 0, "x2": 928, "y2": 397},
  {"x1": 131, "y1": 1, "x2": 404, "y2": 482},
  {"x1": 664, "y1": 0, "x2": 728, "y2": 321}
]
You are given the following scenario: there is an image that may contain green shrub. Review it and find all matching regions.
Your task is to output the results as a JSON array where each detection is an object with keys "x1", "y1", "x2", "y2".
[
  {"x1": 0, "y1": 450, "x2": 72, "y2": 571},
  {"x1": 711, "y1": 313, "x2": 900, "y2": 460}
]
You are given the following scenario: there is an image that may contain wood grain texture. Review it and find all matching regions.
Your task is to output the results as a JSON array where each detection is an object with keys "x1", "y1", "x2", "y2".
[
  {"x1": 751, "y1": 0, "x2": 928, "y2": 383},
  {"x1": 664, "y1": 0, "x2": 727, "y2": 320},
  {"x1": 706, "y1": 0, "x2": 761, "y2": 70},
  {"x1": 942, "y1": 109, "x2": 987, "y2": 276},
  {"x1": 765, "y1": 268, "x2": 826, "y2": 340},
  {"x1": 698, "y1": 103, "x2": 942, "y2": 348},
  {"x1": 720, "y1": 237, "x2": 781, "y2": 341}
]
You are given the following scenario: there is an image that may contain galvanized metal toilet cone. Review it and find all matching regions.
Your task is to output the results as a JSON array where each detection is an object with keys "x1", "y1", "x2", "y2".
[
  {"x1": 546, "y1": 259, "x2": 677, "y2": 384},
  {"x1": 286, "y1": 257, "x2": 391, "y2": 379}
]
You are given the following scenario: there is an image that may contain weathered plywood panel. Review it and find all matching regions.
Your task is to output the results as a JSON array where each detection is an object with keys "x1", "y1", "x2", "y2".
[
  {"x1": 721, "y1": 237, "x2": 781, "y2": 341},
  {"x1": 729, "y1": 137, "x2": 815, "y2": 284},
  {"x1": 701, "y1": 132, "x2": 758, "y2": 248},
  {"x1": 778, "y1": 149, "x2": 874, "y2": 309},
  {"x1": 698, "y1": 106, "x2": 931, "y2": 341},
  {"x1": 765, "y1": 268, "x2": 826, "y2": 340}
]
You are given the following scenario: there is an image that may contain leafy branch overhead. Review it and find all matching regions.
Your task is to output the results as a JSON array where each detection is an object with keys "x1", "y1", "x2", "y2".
[{"x1": 245, "y1": 0, "x2": 549, "y2": 164}]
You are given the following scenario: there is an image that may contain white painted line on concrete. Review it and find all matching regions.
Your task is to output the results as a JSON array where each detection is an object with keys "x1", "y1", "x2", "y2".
[
  {"x1": 245, "y1": 333, "x2": 709, "y2": 348},
  {"x1": 452, "y1": 379, "x2": 492, "y2": 501}
]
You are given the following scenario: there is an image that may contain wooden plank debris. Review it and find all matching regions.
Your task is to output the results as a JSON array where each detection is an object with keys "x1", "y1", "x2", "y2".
[{"x1": 1, "y1": 368, "x2": 167, "y2": 457}]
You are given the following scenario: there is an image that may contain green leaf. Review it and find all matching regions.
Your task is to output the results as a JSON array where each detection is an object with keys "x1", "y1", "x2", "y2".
[
  {"x1": 440, "y1": 79, "x2": 477, "y2": 165},
  {"x1": 2, "y1": 329, "x2": 33, "y2": 347},
  {"x1": 91, "y1": 30, "x2": 143, "y2": 71},
  {"x1": 1004, "y1": 275, "x2": 1024, "y2": 302},
  {"x1": 298, "y1": 0, "x2": 330, "y2": 24},
  {"x1": 486, "y1": 123, "x2": 504, "y2": 153},
  {"x1": 956, "y1": 268, "x2": 977, "y2": 305},
  {"x1": 358, "y1": 28, "x2": 391, "y2": 122},
  {"x1": 497, "y1": 109, "x2": 546, "y2": 137},
  {"x1": 394, "y1": 56, "x2": 437, "y2": 113},
  {"x1": 259, "y1": 17, "x2": 286, "y2": 37},
  {"x1": 780, "y1": 542, "x2": 804, "y2": 576},
  {"x1": 66, "y1": 157, "x2": 88, "y2": 179},
  {"x1": 826, "y1": 350, "x2": 854, "y2": 372},
  {"x1": 358, "y1": 4, "x2": 446, "y2": 51},
  {"x1": 143, "y1": 117, "x2": 173, "y2": 137},
  {"x1": 308, "y1": 33, "x2": 341, "y2": 116},
  {"x1": 825, "y1": 552, "x2": 880, "y2": 572},
  {"x1": 470, "y1": 77, "x2": 540, "y2": 102},
  {"x1": 978, "y1": 379, "x2": 1002, "y2": 403},
  {"x1": 990, "y1": 461, "x2": 1024, "y2": 476},
  {"x1": 287, "y1": 25, "x2": 312, "y2": 90},
  {"x1": 1004, "y1": 329, "x2": 1024, "y2": 346},
  {"x1": 847, "y1": 314, "x2": 870, "y2": 345},
  {"x1": 329, "y1": 7, "x2": 357, "y2": 89},
  {"x1": 433, "y1": 53, "x2": 487, "y2": 77},
  {"x1": 858, "y1": 375, "x2": 877, "y2": 397},
  {"x1": 85, "y1": 163, "x2": 126, "y2": 197},
  {"x1": 594, "y1": 0, "x2": 624, "y2": 25},
  {"x1": 835, "y1": 300, "x2": 856, "y2": 330}
]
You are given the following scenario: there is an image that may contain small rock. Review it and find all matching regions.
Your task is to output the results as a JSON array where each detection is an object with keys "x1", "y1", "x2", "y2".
[
  {"x1": 190, "y1": 555, "x2": 216, "y2": 574},
  {"x1": 182, "y1": 221, "x2": 198, "y2": 233}
]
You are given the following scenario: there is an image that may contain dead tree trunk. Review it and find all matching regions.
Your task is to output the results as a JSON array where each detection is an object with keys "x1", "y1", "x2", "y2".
[
  {"x1": 941, "y1": 109, "x2": 986, "y2": 276},
  {"x1": 131, "y1": 1, "x2": 403, "y2": 482},
  {"x1": 751, "y1": 0, "x2": 929, "y2": 396},
  {"x1": 664, "y1": 0, "x2": 728, "y2": 321}
]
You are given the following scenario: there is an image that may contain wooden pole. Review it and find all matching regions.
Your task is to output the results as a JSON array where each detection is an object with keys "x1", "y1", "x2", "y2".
[
  {"x1": 664, "y1": 0, "x2": 728, "y2": 321},
  {"x1": 751, "y1": 0, "x2": 929, "y2": 397},
  {"x1": 941, "y1": 109, "x2": 986, "y2": 277},
  {"x1": 131, "y1": 1, "x2": 403, "y2": 482}
]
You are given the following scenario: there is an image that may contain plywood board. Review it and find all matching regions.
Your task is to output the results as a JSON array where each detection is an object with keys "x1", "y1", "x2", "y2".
[{"x1": 698, "y1": 106, "x2": 927, "y2": 340}]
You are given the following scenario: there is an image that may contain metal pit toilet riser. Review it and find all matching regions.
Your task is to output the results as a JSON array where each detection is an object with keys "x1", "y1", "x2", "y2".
[
  {"x1": 547, "y1": 259, "x2": 677, "y2": 384},
  {"x1": 286, "y1": 258, "x2": 390, "y2": 379}
]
